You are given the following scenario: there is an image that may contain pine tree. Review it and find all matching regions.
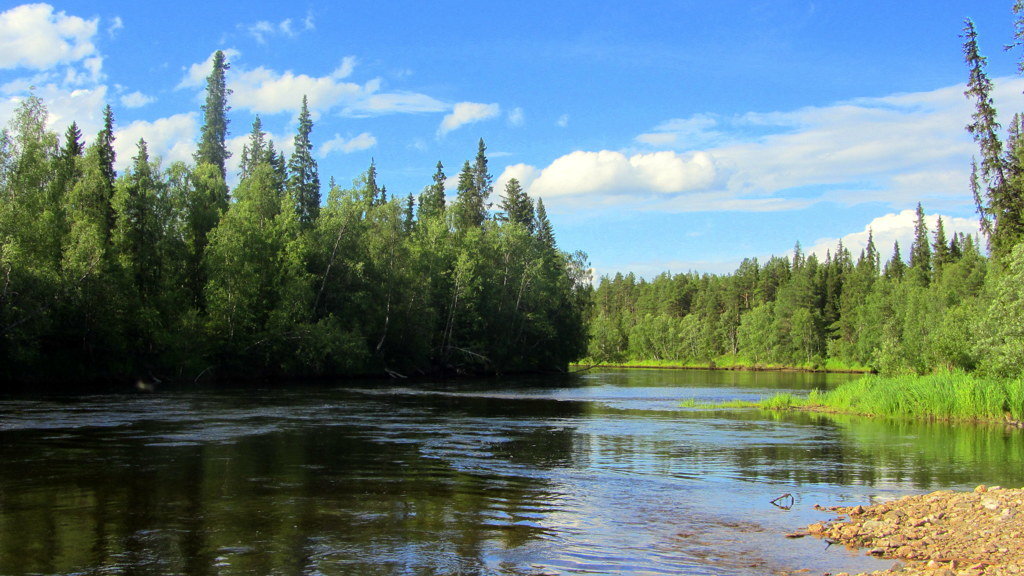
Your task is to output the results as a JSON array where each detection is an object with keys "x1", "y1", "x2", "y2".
[
  {"x1": 287, "y1": 96, "x2": 320, "y2": 228},
  {"x1": 195, "y1": 50, "x2": 232, "y2": 180},
  {"x1": 418, "y1": 160, "x2": 446, "y2": 221}
]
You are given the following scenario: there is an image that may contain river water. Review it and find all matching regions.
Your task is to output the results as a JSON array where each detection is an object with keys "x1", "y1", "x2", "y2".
[{"x1": 1, "y1": 369, "x2": 1022, "y2": 575}]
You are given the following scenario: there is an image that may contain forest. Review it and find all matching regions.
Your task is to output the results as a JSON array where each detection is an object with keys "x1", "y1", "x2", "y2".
[
  {"x1": 0, "y1": 52, "x2": 590, "y2": 386},
  {"x1": 584, "y1": 17, "x2": 1024, "y2": 382}
]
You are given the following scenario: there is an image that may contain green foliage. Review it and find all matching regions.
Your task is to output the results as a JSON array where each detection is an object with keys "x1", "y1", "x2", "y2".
[
  {"x1": 195, "y1": 50, "x2": 231, "y2": 180},
  {"x1": 760, "y1": 371, "x2": 1024, "y2": 423},
  {"x1": 0, "y1": 80, "x2": 589, "y2": 385}
]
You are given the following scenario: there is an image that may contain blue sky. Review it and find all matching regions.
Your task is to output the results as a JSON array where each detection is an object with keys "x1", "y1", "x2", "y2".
[{"x1": 3, "y1": 1, "x2": 1024, "y2": 278}]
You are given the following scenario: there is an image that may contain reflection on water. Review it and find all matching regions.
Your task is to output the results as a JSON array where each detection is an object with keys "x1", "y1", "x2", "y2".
[{"x1": 1, "y1": 369, "x2": 1022, "y2": 575}]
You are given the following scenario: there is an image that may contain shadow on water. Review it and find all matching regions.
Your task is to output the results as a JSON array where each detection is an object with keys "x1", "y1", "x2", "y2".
[{"x1": 1, "y1": 369, "x2": 1022, "y2": 575}]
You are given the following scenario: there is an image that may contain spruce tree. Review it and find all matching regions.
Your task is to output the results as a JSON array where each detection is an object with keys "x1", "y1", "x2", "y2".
[
  {"x1": 239, "y1": 116, "x2": 268, "y2": 180},
  {"x1": 287, "y1": 96, "x2": 320, "y2": 227},
  {"x1": 909, "y1": 203, "x2": 931, "y2": 285},
  {"x1": 96, "y1": 105, "x2": 117, "y2": 240},
  {"x1": 473, "y1": 138, "x2": 493, "y2": 205},
  {"x1": 932, "y1": 216, "x2": 950, "y2": 278},
  {"x1": 884, "y1": 241, "x2": 906, "y2": 280},
  {"x1": 453, "y1": 160, "x2": 485, "y2": 231},
  {"x1": 535, "y1": 197, "x2": 555, "y2": 248},
  {"x1": 195, "y1": 50, "x2": 232, "y2": 180},
  {"x1": 418, "y1": 161, "x2": 446, "y2": 221},
  {"x1": 499, "y1": 177, "x2": 534, "y2": 230}
]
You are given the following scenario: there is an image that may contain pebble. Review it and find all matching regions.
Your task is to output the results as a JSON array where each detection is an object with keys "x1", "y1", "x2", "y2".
[{"x1": 800, "y1": 486, "x2": 1024, "y2": 576}]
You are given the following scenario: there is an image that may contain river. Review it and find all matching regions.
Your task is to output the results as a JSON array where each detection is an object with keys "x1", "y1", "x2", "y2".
[{"x1": 1, "y1": 369, "x2": 1022, "y2": 575}]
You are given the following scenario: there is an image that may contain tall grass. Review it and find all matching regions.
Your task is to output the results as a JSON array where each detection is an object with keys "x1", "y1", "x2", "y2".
[{"x1": 764, "y1": 371, "x2": 1024, "y2": 423}]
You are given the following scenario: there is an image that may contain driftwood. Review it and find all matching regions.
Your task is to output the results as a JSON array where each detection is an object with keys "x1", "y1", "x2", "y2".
[{"x1": 770, "y1": 493, "x2": 794, "y2": 510}]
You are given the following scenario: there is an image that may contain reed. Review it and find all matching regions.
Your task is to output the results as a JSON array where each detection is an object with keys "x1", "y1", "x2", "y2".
[{"x1": 764, "y1": 371, "x2": 1024, "y2": 423}]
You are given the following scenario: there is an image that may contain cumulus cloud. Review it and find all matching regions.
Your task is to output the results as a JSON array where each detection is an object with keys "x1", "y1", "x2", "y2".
[
  {"x1": 113, "y1": 113, "x2": 198, "y2": 171},
  {"x1": 556, "y1": 114, "x2": 569, "y2": 128},
  {"x1": 319, "y1": 132, "x2": 377, "y2": 158},
  {"x1": 805, "y1": 210, "x2": 982, "y2": 264},
  {"x1": 178, "y1": 49, "x2": 243, "y2": 89},
  {"x1": 120, "y1": 90, "x2": 155, "y2": 108},
  {"x1": 497, "y1": 150, "x2": 717, "y2": 202},
  {"x1": 0, "y1": 4, "x2": 99, "y2": 71},
  {"x1": 510, "y1": 77, "x2": 1024, "y2": 214},
  {"x1": 437, "y1": 102, "x2": 500, "y2": 137},
  {"x1": 0, "y1": 83, "x2": 108, "y2": 136}
]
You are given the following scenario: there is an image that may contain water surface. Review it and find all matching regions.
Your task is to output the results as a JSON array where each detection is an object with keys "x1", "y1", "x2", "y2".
[{"x1": 2, "y1": 369, "x2": 1022, "y2": 575}]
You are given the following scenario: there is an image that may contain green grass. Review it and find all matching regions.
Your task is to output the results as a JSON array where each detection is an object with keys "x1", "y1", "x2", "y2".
[
  {"x1": 758, "y1": 371, "x2": 1024, "y2": 423},
  {"x1": 572, "y1": 355, "x2": 873, "y2": 373}
]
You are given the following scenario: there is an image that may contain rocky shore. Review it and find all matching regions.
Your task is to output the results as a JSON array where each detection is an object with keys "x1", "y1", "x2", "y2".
[{"x1": 799, "y1": 486, "x2": 1024, "y2": 575}]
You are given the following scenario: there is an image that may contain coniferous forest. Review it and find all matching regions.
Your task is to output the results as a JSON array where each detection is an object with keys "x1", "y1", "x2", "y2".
[
  {"x1": 584, "y1": 17, "x2": 1024, "y2": 381},
  {"x1": 0, "y1": 52, "x2": 590, "y2": 386},
  {"x1": 5, "y1": 10, "x2": 1024, "y2": 391}
]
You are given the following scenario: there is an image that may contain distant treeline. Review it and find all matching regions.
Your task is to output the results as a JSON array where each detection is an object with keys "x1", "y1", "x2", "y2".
[
  {"x1": 0, "y1": 51, "x2": 590, "y2": 386},
  {"x1": 586, "y1": 210, "x2": 1019, "y2": 375},
  {"x1": 585, "y1": 14, "x2": 1024, "y2": 378}
]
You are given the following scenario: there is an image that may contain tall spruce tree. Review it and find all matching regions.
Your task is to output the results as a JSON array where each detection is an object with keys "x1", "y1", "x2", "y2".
[
  {"x1": 453, "y1": 160, "x2": 485, "y2": 231},
  {"x1": 96, "y1": 105, "x2": 117, "y2": 240},
  {"x1": 287, "y1": 96, "x2": 320, "y2": 227},
  {"x1": 535, "y1": 197, "x2": 555, "y2": 248},
  {"x1": 473, "y1": 138, "x2": 493, "y2": 205},
  {"x1": 909, "y1": 203, "x2": 932, "y2": 285},
  {"x1": 195, "y1": 50, "x2": 232, "y2": 180},
  {"x1": 239, "y1": 116, "x2": 268, "y2": 180},
  {"x1": 418, "y1": 161, "x2": 446, "y2": 221},
  {"x1": 499, "y1": 177, "x2": 534, "y2": 230}
]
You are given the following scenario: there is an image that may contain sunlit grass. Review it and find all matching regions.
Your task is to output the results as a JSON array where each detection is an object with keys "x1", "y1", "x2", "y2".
[
  {"x1": 759, "y1": 371, "x2": 1024, "y2": 423},
  {"x1": 573, "y1": 356, "x2": 873, "y2": 373}
]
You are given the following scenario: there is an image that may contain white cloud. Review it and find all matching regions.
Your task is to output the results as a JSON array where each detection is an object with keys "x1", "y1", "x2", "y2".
[
  {"x1": 178, "y1": 49, "x2": 242, "y2": 89},
  {"x1": 319, "y1": 132, "x2": 377, "y2": 158},
  {"x1": 557, "y1": 114, "x2": 569, "y2": 128},
  {"x1": 497, "y1": 150, "x2": 717, "y2": 200},
  {"x1": 805, "y1": 210, "x2": 981, "y2": 264},
  {"x1": 0, "y1": 4, "x2": 99, "y2": 71},
  {"x1": 113, "y1": 113, "x2": 198, "y2": 171},
  {"x1": 107, "y1": 16, "x2": 123, "y2": 37},
  {"x1": 120, "y1": 90, "x2": 155, "y2": 109},
  {"x1": 507, "y1": 106, "x2": 524, "y2": 127},
  {"x1": 437, "y1": 101, "x2": 500, "y2": 137},
  {"x1": 508, "y1": 77, "x2": 1024, "y2": 215},
  {"x1": 180, "y1": 52, "x2": 446, "y2": 118},
  {"x1": 242, "y1": 14, "x2": 313, "y2": 44}
]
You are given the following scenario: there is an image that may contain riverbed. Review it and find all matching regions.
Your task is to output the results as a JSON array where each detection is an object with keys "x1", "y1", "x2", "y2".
[{"x1": 1, "y1": 369, "x2": 1022, "y2": 575}]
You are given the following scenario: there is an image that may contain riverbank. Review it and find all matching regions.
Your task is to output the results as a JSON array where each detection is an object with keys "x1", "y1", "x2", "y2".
[
  {"x1": 573, "y1": 356, "x2": 873, "y2": 374},
  {"x1": 756, "y1": 372, "x2": 1024, "y2": 426},
  {"x1": 794, "y1": 485, "x2": 1024, "y2": 575}
]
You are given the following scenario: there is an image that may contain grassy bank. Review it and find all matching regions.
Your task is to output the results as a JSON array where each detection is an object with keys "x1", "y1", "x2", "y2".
[
  {"x1": 751, "y1": 371, "x2": 1024, "y2": 423},
  {"x1": 573, "y1": 355, "x2": 873, "y2": 373}
]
